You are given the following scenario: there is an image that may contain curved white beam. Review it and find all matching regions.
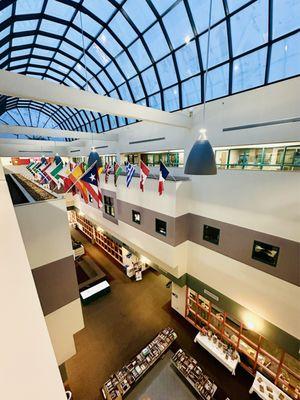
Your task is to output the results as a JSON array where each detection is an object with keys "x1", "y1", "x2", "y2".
[
  {"x1": 0, "y1": 125, "x2": 118, "y2": 141},
  {"x1": 0, "y1": 70, "x2": 191, "y2": 129}
]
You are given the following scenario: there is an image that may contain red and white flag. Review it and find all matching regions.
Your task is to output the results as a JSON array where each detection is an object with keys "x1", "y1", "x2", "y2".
[{"x1": 139, "y1": 161, "x2": 150, "y2": 192}]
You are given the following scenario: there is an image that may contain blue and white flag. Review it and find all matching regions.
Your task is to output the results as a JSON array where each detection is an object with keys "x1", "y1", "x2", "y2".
[{"x1": 126, "y1": 162, "x2": 135, "y2": 188}]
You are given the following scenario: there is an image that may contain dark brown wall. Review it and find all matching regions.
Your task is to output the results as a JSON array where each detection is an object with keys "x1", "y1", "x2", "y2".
[
  {"x1": 32, "y1": 255, "x2": 79, "y2": 316},
  {"x1": 187, "y1": 214, "x2": 300, "y2": 286}
]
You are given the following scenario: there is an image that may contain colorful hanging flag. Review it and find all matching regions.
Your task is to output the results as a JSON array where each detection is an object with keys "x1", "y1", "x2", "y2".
[
  {"x1": 40, "y1": 162, "x2": 51, "y2": 184},
  {"x1": 104, "y1": 163, "x2": 111, "y2": 184},
  {"x1": 126, "y1": 162, "x2": 135, "y2": 188},
  {"x1": 139, "y1": 161, "x2": 150, "y2": 192},
  {"x1": 68, "y1": 163, "x2": 88, "y2": 203},
  {"x1": 50, "y1": 162, "x2": 63, "y2": 189},
  {"x1": 58, "y1": 163, "x2": 73, "y2": 191},
  {"x1": 97, "y1": 166, "x2": 103, "y2": 206},
  {"x1": 114, "y1": 162, "x2": 123, "y2": 187},
  {"x1": 158, "y1": 161, "x2": 169, "y2": 196},
  {"x1": 81, "y1": 163, "x2": 101, "y2": 205}
]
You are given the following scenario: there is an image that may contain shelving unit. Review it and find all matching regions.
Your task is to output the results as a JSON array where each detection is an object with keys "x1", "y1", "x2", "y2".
[
  {"x1": 171, "y1": 349, "x2": 217, "y2": 400},
  {"x1": 76, "y1": 213, "x2": 94, "y2": 239},
  {"x1": 185, "y1": 288, "x2": 300, "y2": 399},
  {"x1": 95, "y1": 230, "x2": 123, "y2": 265},
  {"x1": 101, "y1": 327, "x2": 177, "y2": 400},
  {"x1": 74, "y1": 212, "x2": 123, "y2": 264}
]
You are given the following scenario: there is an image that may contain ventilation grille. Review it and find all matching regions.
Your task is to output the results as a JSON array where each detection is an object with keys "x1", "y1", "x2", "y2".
[
  {"x1": 223, "y1": 117, "x2": 300, "y2": 132},
  {"x1": 129, "y1": 137, "x2": 165, "y2": 145}
]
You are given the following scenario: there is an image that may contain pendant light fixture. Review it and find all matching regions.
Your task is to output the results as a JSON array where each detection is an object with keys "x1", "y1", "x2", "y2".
[
  {"x1": 184, "y1": 0, "x2": 217, "y2": 175},
  {"x1": 79, "y1": 10, "x2": 102, "y2": 169}
]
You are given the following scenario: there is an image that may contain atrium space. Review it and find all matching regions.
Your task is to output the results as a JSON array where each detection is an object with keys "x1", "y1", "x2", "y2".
[{"x1": 0, "y1": 1, "x2": 299, "y2": 400}]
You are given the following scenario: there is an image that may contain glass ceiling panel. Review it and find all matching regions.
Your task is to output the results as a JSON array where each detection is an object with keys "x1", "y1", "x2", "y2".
[
  {"x1": 0, "y1": 0, "x2": 299, "y2": 136},
  {"x1": 231, "y1": 0, "x2": 268, "y2": 56},
  {"x1": 124, "y1": 0, "x2": 156, "y2": 32},
  {"x1": 163, "y1": 2, "x2": 193, "y2": 49},
  {"x1": 15, "y1": 0, "x2": 44, "y2": 15}
]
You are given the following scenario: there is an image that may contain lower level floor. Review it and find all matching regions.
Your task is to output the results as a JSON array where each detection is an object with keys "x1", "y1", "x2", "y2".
[{"x1": 66, "y1": 229, "x2": 255, "y2": 400}]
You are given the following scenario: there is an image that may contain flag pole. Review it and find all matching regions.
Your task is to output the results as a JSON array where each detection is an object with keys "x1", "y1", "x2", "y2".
[{"x1": 65, "y1": 161, "x2": 97, "y2": 194}]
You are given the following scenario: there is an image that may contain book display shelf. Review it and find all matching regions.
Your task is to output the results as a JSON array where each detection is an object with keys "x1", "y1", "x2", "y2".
[
  {"x1": 74, "y1": 212, "x2": 123, "y2": 265},
  {"x1": 76, "y1": 213, "x2": 94, "y2": 239},
  {"x1": 101, "y1": 327, "x2": 177, "y2": 400},
  {"x1": 172, "y1": 349, "x2": 218, "y2": 400},
  {"x1": 95, "y1": 230, "x2": 123, "y2": 265},
  {"x1": 186, "y1": 288, "x2": 300, "y2": 399}
]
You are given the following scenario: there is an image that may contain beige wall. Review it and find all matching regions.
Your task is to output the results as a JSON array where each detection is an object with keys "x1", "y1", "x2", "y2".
[
  {"x1": 45, "y1": 299, "x2": 84, "y2": 366},
  {"x1": 15, "y1": 199, "x2": 74, "y2": 269},
  {"x1": 14, "y1": 197, "x2": 84, "y2": 366},
  {"x1": 0, "y1": 162, "x2": 66, "y2": 400},
  {"x1": 188, "y1": 242, "x2": 300, "y2": 339}
]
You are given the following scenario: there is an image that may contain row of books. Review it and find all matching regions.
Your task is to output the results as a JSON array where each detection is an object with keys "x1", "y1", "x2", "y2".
[
  {"x1": 172, "y1": 349, "x2": 218, "y2": 400},
  {"x1": 101, "y1": 327, "x2": 177, "y2": 400}
]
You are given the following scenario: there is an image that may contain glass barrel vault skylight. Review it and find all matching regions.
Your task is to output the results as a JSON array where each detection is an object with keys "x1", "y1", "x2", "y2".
[{"x1": 0, "y1": 0, "x2": 299, "y2": 136}]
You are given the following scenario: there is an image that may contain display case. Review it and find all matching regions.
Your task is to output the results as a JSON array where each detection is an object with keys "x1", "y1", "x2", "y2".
[{"x1": 185, "y1": 288, "x2": 300, "y2": 399}]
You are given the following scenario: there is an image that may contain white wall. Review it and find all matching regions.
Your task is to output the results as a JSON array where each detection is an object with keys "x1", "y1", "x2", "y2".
[
  {"x1": 188, "y1": 242, "x2": 300, "y2": 339},
  {"x1": 45, "y1": 299, "x2": 84, "y2": 366},
  {"x1": 15, "y1": 199, "x2": 73, "y2": 269},
  {"x1": 0, "y1": 162, "x2": 66, "y2": 400},
  {"x1": 188, "y1": 170, "x2": 300, "y2": 241}
]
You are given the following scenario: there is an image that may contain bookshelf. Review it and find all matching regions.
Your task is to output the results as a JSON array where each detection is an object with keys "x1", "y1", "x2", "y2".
[
  {"x1": 101, "y1": 327, "x2": 177, "y2": 400},
  {"x1": 74, "y1": 211, "x2": 123, "y2": 265},
  {"x1": 171, "y1": 349, "x2": 217, "y2": 400},
  {"x1": 76, "y1": 213, "x2": 94, "y2": 239},
  {"x1": 95, "y1": 230, "x2": 123, "y2": 265},
  {"x1": 185, "y1": 288, "x2": 300, "y2": 399}
]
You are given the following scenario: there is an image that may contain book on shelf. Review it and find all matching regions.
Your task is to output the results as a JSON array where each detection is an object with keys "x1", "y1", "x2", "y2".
[
  {"x1": 172, "y1": 349, "x2": 217, "y2": 400},
  {"x1": 102, "y1": 327, "x2": 177, "y2": 400}
]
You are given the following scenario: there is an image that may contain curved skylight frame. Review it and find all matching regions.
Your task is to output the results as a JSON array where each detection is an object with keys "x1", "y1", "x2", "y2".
[{"x1": 0, "y1": 0, "x2": 299, "y2": 137}]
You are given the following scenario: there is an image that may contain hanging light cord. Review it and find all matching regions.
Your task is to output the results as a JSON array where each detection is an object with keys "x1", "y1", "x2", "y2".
[
  {"x1": 79, "y1": 10, "x2": 89, "y2": 91},
  {"x1": 201, "y1": 0, "x2": 213, "y2": 136},
  {"x1": 79, "y1": 9, "x2": 95, "y2": 150}
]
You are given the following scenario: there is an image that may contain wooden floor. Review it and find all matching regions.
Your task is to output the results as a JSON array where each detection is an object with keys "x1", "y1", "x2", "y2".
[{"x1": 66, "y1": 229, "x2": 256, "y2": 400}]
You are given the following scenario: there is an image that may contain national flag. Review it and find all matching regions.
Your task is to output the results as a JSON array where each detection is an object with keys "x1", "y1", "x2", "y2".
[
  {"x1": 40, "y1": 162, "x2": 51, "y2": 184},
  {"x1": 97, "y1": 166, "x2": 103, "y2": 206},
  {"x1": 32, "y1": 162, "x2": 42, "y2": 174},
  {"x1": 38, "y1": 169, "x2": 49, "y2": 184},
  {"x1": 27, "y1": 161, "x2": 37, "y2": 175},
  {"x1": 26, "y1": 161, "x2": 34, "y2": 170},
  {"x1": 46, "y1": 162, "x2": 62, "y2": 188},
  {"x1": 50, "y1": 162, "x2": 63, "y2": 189},
  {"x1": 104, "y1": 163, "x2": 111, "y2": 184},
  {"x1": 158, "y1": 161, "x2": 169, "y2": 196},
  {"x1": 126, "y1": 162, "x2": 135, "y2": 188},
  {"x1": 58, "y1": 163, "x2": 73, "y2": 191},
  {"x1": 68, "y1": 163, "x2": 88, "y2": 203},
  {"x1": 114, "y1": 163, "x2": 123, "y2": 187},
  {"x1": 81, "y1": 164, "x2": 101, "y2": 205},
  {"x1": 139, "y1": 161, "x2": 150, "y2": 192}
]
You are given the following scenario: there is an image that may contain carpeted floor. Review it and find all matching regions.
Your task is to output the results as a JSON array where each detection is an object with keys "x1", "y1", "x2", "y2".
[{"x1": 66, "y1": 229, "x2": 256, "y2": 400}]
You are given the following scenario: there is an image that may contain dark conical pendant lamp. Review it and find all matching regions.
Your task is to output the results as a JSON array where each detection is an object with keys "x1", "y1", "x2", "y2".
[{"x1": 184, "y1": 0, "x2": 217, "y2": 176}]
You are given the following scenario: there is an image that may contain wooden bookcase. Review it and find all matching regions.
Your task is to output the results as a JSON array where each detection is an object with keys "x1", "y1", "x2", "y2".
[
  {"x1": 76, "y1": 213, "x2": 94, "y2": 239},
  {"x1": 185, "y1": 288, "x2": 300, "y2": 399},
  {"x1": 75, "y1": 212, "x2": 123, "y2": 265},
  {"x1": 95, "y1": 230, "x2": 123, "y2": 265}
]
